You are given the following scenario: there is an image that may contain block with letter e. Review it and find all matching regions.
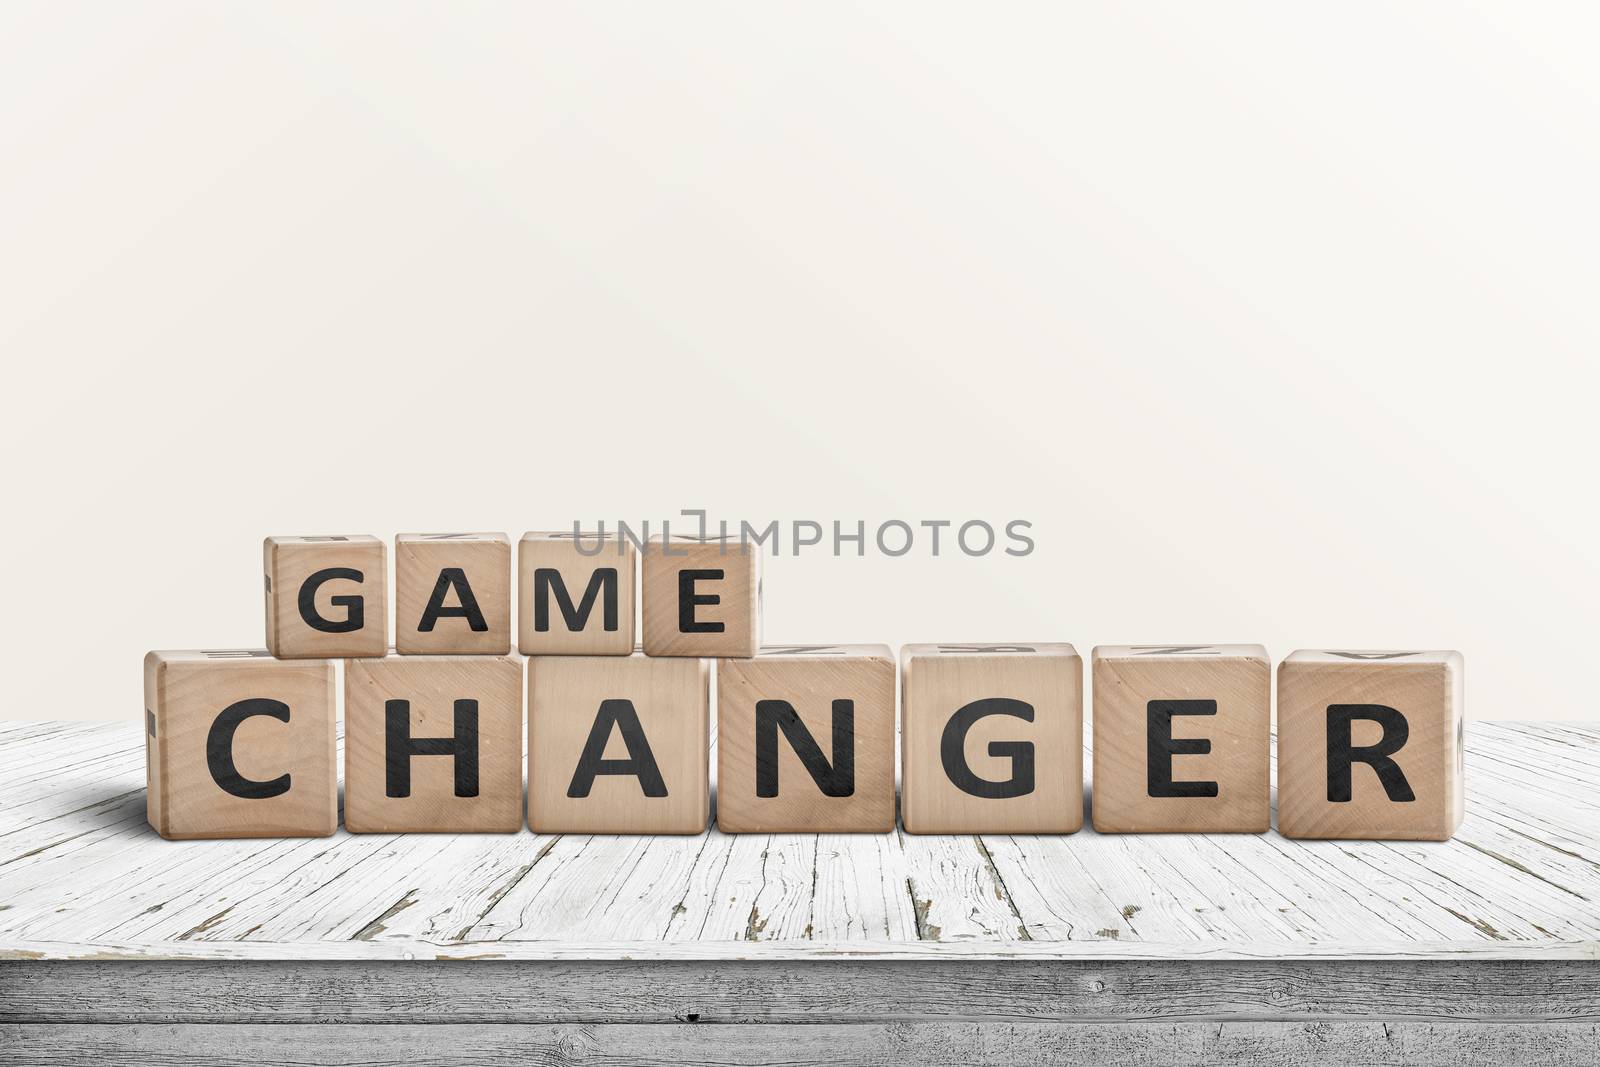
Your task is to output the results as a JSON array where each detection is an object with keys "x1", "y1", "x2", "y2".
[
  {"x1": 143, "y1": 649, "x2": 336, "y2": 840},
  {"x1": 264, "y1": 535, "x2": 388, "y2": 658},
  {"x1": 528, "y1": 653, "x2": 709, "y2": 834},
  {"x1": 518, "y1": 532, "x2": 635, "y2": 656},
  {"x1": 1277, "y1": 650, "x2": 1465, "y2": 841},
  {"x1": 641, "y1": 536, "x2": 759, "y2": 658},
  {"x1": 344, "y1": 653, "x2": 524, "y2": 833},
  {"x1": 395, "y1": 533, "x2": 511, "y2": 655},
  {"x1": 1091, "y1": 645, "x2": 1270, "y2": 833},
  {"x1": 717, "y1": 645, "x2": 895, "y2": 833},
  {"x1": 900, "y1": 643, "x2": 1083, "y2": 834}
]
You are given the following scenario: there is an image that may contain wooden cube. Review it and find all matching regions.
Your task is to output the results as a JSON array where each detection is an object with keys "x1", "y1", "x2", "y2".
[
  {"x1": 263, "y1": 535, "x2": 388, "y2": 658},
  {"x1": 641, "y1": 537, "x2": 759, "y2": 658},
  {"x1": 717, "y1": 645, "x2": 896, "y2": 833},
  {"x1": 1091, "y1": 645, "x2": 1270, "y2": 833},
  {"x1": 143, "y1": 650, "x2": 336, "y2": 840},
  {"x1": 1278, "y1": 650, "x2": 1465, "y2": 841},
  {"x1": 900, "y1": 644, "x2": 1083, "y2": 834},
  {"x1": 395, "y1": 533, "x2": 511, "y2": 655},
  {"x1": 528, "y1": 653, "x2": 709, "y2": 834},
  {"x1": 344, "y1": 653, "x2": 524, "y2": 833},
  {"x1": 518, "y1": 532, "x2": 635, "y2": 656}
]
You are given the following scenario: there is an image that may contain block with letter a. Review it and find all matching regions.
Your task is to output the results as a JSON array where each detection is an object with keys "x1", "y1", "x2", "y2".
[{"x1": 528, "y1": 652, "x2": 709, "y2": 834}]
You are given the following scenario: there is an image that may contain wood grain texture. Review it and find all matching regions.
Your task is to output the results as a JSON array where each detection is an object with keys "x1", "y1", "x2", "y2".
[
  {"x1": 3, "y1": 1020, "x2": 1596, "y2": 1067},
  {"x1": 7, "y1": 959, "x2": 1598, "y2": 1024},
  {"x1": 1092, "y1": 645, "x2": 1270, "y2": 833},
  {"x1": 900, "y1": 644, "x2": 1083, "y2": 834},
  {"x1": 641, "y1": 538, "x2": 760, "y2": 658},
  {"x1": 528, "y1": 654, "x2": 710, "y2": 834},
  {"x1": 1, "y1": 721, "x2": 1597, "y2": 963},
  {"x1": 1278, "y1": 650, "x2": 1465, "y2": 841},
  {"x1": 518, "y1": 532, "x2": 635, "y2": 656},
  {"x1": 394, "y1": 533, "x2": 511, "y2": 655},
  {"x1": 344, "y1": 654, "x2": 524, "y2": 833},
  {"x1": 717, "y1": 646, "x2": 896, "y2": 833},
  {"x1": 262, "y1": 535, "x2": 388, "y2": 658},
  {"x1": 142, "y1": 651, "x2": 335, "y2": 840}
]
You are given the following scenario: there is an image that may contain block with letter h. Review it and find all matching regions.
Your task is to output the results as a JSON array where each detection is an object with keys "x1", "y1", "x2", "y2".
[
  {"x1": 144, "y1": 650, "x2": 336, "y2": 840},
  {"x1": 1091, "y1": 645, "x2": 1270, "y2": 833},
  {"x1": 1277, "y1": 650, "x2": 1465, "y2": 841},
  {"x1": 343, "y1": 653, "x2": 525, "y2": 833},
  {"x1": 518, "y1": 532, "x2": 635, "y2": 655},
  {"x1": 900, "y1": 644, "x2": 1083, "y2": 834},
  {"x1": 717, "y1": 645, "x2": 896, "y2": 833}
]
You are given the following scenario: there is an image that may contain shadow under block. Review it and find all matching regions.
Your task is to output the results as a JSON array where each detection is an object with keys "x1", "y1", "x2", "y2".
[
  {"x1": 143, "y1": 650, "x2": 336, "y2": 840},
  {"x1": 263, "y1": 535, "x2": 388, "y2": 658},
  {"x1": 1091, "y1": 645, "x2": 1271, "y2": 834},
  {"x1": 641, "y1": 538, "x2": 760, "y2": 658},
  {"x1": 518, "y1": 532, "x2": 635, "y2": 656},
  {"x1": 1277, "y1": 650, "x2": 1465, "y2": 841},
  {"x1": 395, "y1": 533, "x2": 511, "y2": 655},
  {"x1": 900, "y1": 643, "x2": 1083, "y2": 834},
  {"x1": 344, "y1": 653, "x2": 525, "y2": 833},
  {"x1": 717, "y1": 645, "x2": 896, "y2": 833},
  {"x1": 528, "y1": 653, "x2": 710, "y2": 834}
]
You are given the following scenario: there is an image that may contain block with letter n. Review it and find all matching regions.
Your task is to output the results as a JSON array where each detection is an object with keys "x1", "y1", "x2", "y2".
[{"x1": 717, "y1": 645, "x2": 896, "y2": 833}]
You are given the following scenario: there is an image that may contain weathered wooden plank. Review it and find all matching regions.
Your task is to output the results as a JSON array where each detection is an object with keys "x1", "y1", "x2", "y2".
[
  {"x1": 4, "y1": 1020, "x2": 1597, "y2": 1067},
  {"x1": 5, "y1": 959, "x2": 1596, "y2": 1024},
  {"x1": 3, "y1": 935, "x2": 1595, "y2": 962}
]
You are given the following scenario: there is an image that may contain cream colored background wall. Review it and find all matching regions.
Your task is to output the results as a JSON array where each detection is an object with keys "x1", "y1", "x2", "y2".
[{"x1": 1, "y1": 3, "x2": 1595, "y2": 722}]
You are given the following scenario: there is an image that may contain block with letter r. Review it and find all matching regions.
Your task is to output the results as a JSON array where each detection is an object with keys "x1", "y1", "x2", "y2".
[{"x1": 1277, "y1": 650, "x2": 1465, "y2": 840}]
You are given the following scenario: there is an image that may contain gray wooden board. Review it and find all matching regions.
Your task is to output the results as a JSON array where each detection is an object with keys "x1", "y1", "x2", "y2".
[{"x1": 2, "y1": 720, "x2": 1597, "y2": 1063}]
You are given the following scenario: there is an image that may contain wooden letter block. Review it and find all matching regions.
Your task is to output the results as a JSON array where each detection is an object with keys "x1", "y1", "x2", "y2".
[
  {"x1": 1091, "y1": 645, "x2": 1270, "y2": 833},
  {"x1": 900, "y1": 644, "x2": 1083, "y2": 834},
  {"x1": 641, "y1": 538, "x2": 759, "y2": 658},
  {"x1": 717, "y1": 645, "x2": 896, "y2": 833},
  {"x1": 1278, "y1": 650, "x2": 1465, "y2": 841},
  {"x1": 395, "y1": 533, "x2": 511, "y2": 655},
  {"x1": 144, "y1": 650, "x2": 335, "y2": 840},
  {"x1": 528, "y1": 653, "x2": 709, "y2": 834},
  {"x1": 344, "y1": 653, "x2": 524, "y2": 833},
  {"x1": 518, "y1": 532, "x2": 635, "y2": 656},
  {"x1": 263, "y1": 535, "x2": 388, "y2": 658}
]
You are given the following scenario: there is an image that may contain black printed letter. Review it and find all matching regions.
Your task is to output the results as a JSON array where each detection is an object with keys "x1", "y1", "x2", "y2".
[
  {"x1": 1327, "y1": 705, "x2": 1414, "y2": 802},
  {"x1": 1147, "y1": 699, "x2": 1219, "y2": 798},
  {"x1": 755, "y1": 699, "x2": 854, "y2": 798},
  {"x1": 568, "y1": 700, "x2": 668, "y2": 798},
  {"x1": 385, "y1": 699, "x2": 479, "y2": 798},
  {"x1": 207, "y1": 698, "x2": 292, "y2": 799},
  {"x1": 940, "y1": 697, "x2": 1034, "y2": 799}
]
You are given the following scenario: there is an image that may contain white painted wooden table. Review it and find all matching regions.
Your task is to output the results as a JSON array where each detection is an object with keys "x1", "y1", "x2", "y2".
[{"x1": 1, "y1": 719, "x2": 1596, "y2": 1065}]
